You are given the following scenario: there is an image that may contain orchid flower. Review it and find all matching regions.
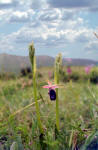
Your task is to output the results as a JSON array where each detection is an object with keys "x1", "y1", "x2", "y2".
[
  {"x1": 43, "y1": 81, "x2": 58, "y2": 89},
  {"x1": 43, "y1": 81, "x2": 58, "y2": 101}
]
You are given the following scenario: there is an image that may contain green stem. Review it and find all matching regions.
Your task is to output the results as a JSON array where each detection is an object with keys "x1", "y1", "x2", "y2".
[
  {"x1": 88, "y1": 78, "x2": 90, "y2": 85},
  {"x1": 55, "y1": 65, "x2": 60, "y2": 131},
  {"x1": 33, "y1": 57, "x2": 43, "y2": 133},
  {"x1": 56, "y1": 88, "x2": 59, "y2": 131}
]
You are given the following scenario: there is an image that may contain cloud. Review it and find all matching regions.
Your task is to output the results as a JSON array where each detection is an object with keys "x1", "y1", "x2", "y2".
[
  {"x1": 1, "y1": 0, "x2": 98, "y2": 12},
  {"x1": 61, "y1": 10, "x2": 76, "y2": 20},
  {"x1": 62, "y1": 51, "x2": 69, "y2": 57},
  {"x1": 0, "y1": 8, "x2": 35, "y2": 23},
  {"x1": 0, "y1": 0, "x2": 31, "y2": 11},
  {"x1": 0, "y1": 34, "x2": 14, "y2": 51},
  {"x1": 37, "y1": 9, "x2": 76, "y2": 23},
  {"x1": 0, "y1": 0, "x2": 19, "y2": 9},
  {"x1": 38, "y1": 9, "x2": 61, "y2": 22},
  {"x1": 74, "y1": 28, "x2": 93, "y2": 43},
  {"x1": 86, "y1": 40, "x2": 98, "y2": 51},
  {"x1": 0, "y1": 0, "x2": 97, "y2": 60},
  {"x1": 0, "y1": 21, "x2": 97, "y2": 60},
  {"x1": 8, "y1": 11, "x2": 33, "y2": 23},
  {"x1": 0, "y1": 19, "x2": 94, "y2": 50},
  {"x1": 47, "y1": 0, "x2": 98, "y2": 11},
  {"x1": 30, "y1": 0, "x2": 43, "y2": 9},
  {"x1": 30, "y1": 0, "x2": 48, "y2": 10},
  {"x1": 0, "y1": 0, "x2": 12, "y2": 3},
  {"x1": 84, "y1": 30, "x2": 98, "y2": 59},
  {"x1": 0, "y1": 1, "x2": 81, "y2": 25},
  {"x1": 0, "y1": 0, "x2": 94, "y2": 51}
]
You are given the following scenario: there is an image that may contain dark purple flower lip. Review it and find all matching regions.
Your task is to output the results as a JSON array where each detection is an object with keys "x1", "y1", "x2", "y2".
[{"x1": 48, "y1": 89, "x2": 56, "y2": 101}]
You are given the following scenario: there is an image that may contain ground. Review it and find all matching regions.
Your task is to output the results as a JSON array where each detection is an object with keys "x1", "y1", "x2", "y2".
[{"x1": 0, "y1": 66, "x2": 98, "y2": 150}]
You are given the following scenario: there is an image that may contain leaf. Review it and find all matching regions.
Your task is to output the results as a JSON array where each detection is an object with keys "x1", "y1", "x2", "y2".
[{"x1": 69, "y1": 129, "x2": 74, "y2": 148}]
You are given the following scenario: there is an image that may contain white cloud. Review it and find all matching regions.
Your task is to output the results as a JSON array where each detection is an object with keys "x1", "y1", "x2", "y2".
[
  {"x1": 0, "y1": 35, "x2": 14, "y2": 51},
  {"x1": 38, "y1": 8, "x2": 61, "y2": 21},
  {"x1": 8, "y1": 11, "x2": 31, "y2": 22},
  {"x1": 0, "y1": 0, "x2": 97, "y2": 60},
  {"x1": 84, "y1": 30, "x2": 98, "y2": 58},
  {"x1": 0, "y1": 0, "x2": 19, "y2": 9},
  {"x1": 0, "y1": 0, "x2": 12, "y2": 4},
  {"x1": 30, "y1": 0, "x2": 48, "y2": 10},
  {"x1": 0, "y1": 0, "x2": 95, "y2": 51},
  {"x1": 0, "y1": 18, "x2": 95, "y2": 51},
  {"x1": 86, "y1": 40, "x2": 98, "y2": 51}
]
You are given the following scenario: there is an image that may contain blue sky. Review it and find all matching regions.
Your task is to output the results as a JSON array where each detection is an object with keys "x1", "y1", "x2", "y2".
[{"x1": 0, "y1": 0, "x2": 98, "y2": 60}]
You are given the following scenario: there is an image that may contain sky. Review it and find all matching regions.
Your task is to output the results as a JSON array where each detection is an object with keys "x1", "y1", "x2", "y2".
[{"x1": 0, "y1": 0, "x2": 98, "y2": 60}]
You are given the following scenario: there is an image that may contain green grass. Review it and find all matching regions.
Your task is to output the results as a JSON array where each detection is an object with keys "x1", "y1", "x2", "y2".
[{"x1": 0, "y1": 67, "x2": 98, "y2": 150}]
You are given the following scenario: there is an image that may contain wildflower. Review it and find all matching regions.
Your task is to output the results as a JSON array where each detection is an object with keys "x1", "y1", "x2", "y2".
[
  {"x1": 67, "y1": 66, "x2": 72, "y2": 75},
  {"x1": 43, "y1": 81, "x2": 58, "y2": 101},
  {"x1": 84, "y1": 66, "x2": 92, "y2": 74}
]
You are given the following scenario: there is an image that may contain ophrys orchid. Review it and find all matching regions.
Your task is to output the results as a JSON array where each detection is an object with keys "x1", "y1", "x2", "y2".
[{"x1": 43, "y1": 81, "x2": 58, "y2": 101}]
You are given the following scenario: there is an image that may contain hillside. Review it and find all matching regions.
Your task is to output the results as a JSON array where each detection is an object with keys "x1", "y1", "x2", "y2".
[{"x1": 0, "y1": 53, "x2": 97, "y2": 73}]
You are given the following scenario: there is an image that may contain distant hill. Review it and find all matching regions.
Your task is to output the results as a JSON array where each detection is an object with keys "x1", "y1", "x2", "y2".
[
  {"x1": 0, "y1": 53, "x2": 98, "y2": 73},
  {"x1": 62, "y1": 58, "x2": 98, "y2": 66}
]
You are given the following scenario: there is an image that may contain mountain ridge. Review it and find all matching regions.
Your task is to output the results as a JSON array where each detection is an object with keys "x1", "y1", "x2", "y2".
[{"x1": 0, "y1": 53, "x2": 98, "y2": 73}]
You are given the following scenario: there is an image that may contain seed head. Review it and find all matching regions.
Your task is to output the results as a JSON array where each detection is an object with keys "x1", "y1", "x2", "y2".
[
  {"x1": 29, "y1": 42, "x2": 35, "y2": 66},
  {"x1": 55, "y1": 53, "x2": 62, "y2": 66}
]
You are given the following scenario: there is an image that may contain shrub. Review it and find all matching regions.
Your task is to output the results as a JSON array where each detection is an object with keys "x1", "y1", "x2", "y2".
[
  {"x1": 59, "y1": 69, "x2": 68, "y2": 82},
  {"x1": 20, "y1": 67, "x2": 32, "y2": 77},
  {"x1": 59, "y1": 69, "x2": 80, "y2": 82},
  {"x1": 90, "y1": 70, "x2": 98, "y2": 84},
  {"x1": 0, "y1": 72, "x2": 16, "y2": 80},
  {"x1": 70, "y1": 72, "x2": 80, "y2": 81}
]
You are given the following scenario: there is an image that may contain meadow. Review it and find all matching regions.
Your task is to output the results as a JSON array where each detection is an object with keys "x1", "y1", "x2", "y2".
[{"x1": 0, "y1": 63, "x2": 98, "y2": 150}]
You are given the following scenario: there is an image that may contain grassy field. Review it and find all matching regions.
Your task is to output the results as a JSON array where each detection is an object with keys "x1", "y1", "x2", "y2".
[{"x1": 0, "y1": 66, "x2": 98, "y2": 150}]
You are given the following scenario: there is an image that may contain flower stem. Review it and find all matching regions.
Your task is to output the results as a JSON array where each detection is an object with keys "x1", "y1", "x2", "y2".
[
  {"x1": 33, "y1": 56, "x2": 43, "y2": 134},
  {"x1": 55, "y1": 87, "x2": 59, "y2": 131},
  {"x1": 54, "y1": 54, "x2": 62, "y2": 131},
  {"x1": 29, "y1": 42, "x2": 43, "y2": 134}
]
